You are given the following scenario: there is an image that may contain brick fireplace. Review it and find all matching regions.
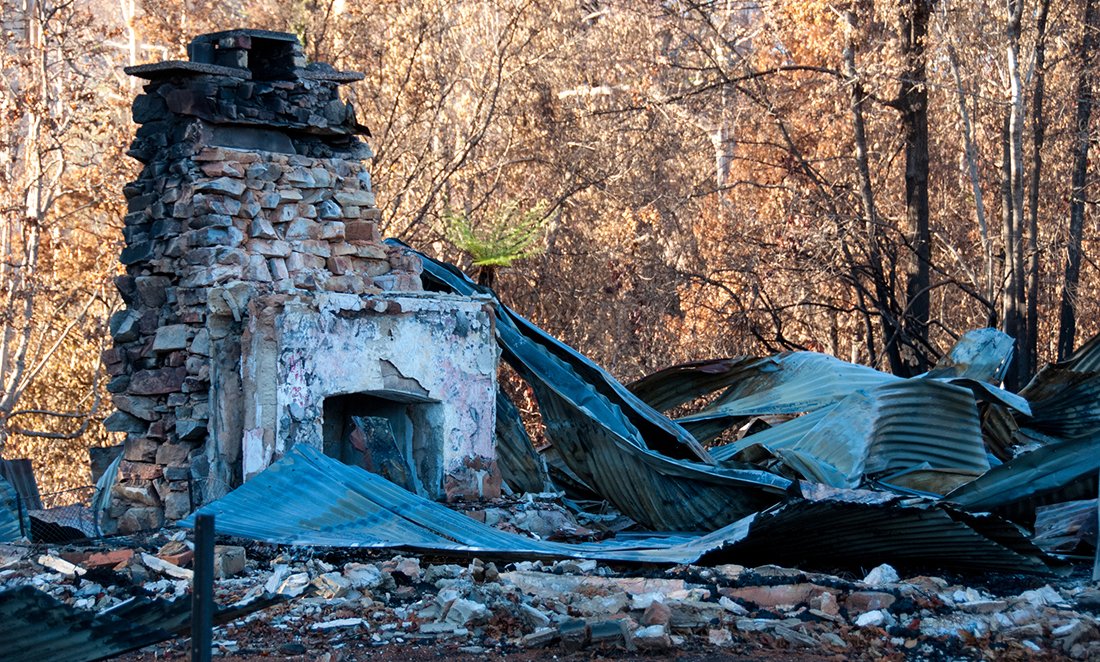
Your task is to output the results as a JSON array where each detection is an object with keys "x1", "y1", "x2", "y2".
[{"x1": 103, "y1": 29, "x2": 499, "y2": 534}]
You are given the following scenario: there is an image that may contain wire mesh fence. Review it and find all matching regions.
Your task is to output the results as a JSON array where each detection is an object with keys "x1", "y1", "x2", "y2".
[{"x1": 15, "y1": 485, "x2": 100, "y2": 544}]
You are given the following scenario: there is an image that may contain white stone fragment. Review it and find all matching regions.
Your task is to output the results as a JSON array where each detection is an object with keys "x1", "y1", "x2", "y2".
[
  {"x1": 140, "y1": 553, "x2": 193, "y2": 580},
  {"x1": 863, "y1": 564, "x2": 899, "y2": 586},
  {"x1": 310, "y1": 618, "x2": 366, "y2": 630},
  {"x1": 855, "y1": 610, "x2": 886, "y2": 627},
  {"x1": 37, "y1": 555, "x2": 85, "y2": 577},
  {"x1": 719, "y1": 596, "x2": 749, "y2": 615}
]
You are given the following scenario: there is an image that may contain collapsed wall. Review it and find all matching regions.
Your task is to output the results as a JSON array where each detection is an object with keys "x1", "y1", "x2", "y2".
[{"x1": 103, "y1": 30, "x2": 499, "y2": 534}]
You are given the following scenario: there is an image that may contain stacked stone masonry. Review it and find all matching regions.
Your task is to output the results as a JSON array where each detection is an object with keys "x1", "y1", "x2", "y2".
[{"x1": 103, "y1": 30, "x2": 436, "y2": 534}]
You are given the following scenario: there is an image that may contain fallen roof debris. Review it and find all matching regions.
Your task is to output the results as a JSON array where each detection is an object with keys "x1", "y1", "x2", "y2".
[
  {"x1": 179, "y1": 442, "x2": 1054, "y2": 573},
  {"x1": 0, "y1": 578, "x2": 282, "y2": 662},
  {"x1": 1, "y1": 534, "x2": 1098, "y2": 660}
]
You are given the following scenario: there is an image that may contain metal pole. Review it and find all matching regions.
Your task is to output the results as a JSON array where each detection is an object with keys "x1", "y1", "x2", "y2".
[
  {"x1": 192, "y1": 514, "x2": 214, "y2": 662},
  {"x1": 1093, "y1": 472, "x2": 1100, "y2": 582}
]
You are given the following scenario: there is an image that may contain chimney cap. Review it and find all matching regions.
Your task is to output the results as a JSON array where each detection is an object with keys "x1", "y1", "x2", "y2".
[{"x1": 125, "y1": 28, "x2": 363, "y2": 83}]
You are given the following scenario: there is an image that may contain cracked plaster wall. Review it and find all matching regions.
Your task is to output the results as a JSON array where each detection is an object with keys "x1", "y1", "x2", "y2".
[{"x1": 241, "y1": 292, "x2": 500, "y2": 500}]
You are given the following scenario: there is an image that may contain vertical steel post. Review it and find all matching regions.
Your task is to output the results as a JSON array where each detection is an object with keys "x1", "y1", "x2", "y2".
[
  {"x1": 1093, "y1": 472, "x2": 1100, "y2": 582},
  {"x1": 192, "y1": 514, "x2": 214, "y2": 662}
]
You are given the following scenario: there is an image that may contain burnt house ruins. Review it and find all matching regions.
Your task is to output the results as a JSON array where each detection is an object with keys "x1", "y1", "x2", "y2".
[{"x1": 103, "y1": 29, "x2": 500, "y2": 534}]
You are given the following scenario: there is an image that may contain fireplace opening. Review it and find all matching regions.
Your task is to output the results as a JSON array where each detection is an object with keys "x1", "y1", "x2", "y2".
[{"x1": 322, "y1": 391, "x2": 444, "y2": 499}]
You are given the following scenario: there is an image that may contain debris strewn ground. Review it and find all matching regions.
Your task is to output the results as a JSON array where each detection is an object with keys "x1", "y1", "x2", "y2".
[{"x1": 4, "y1": 527, "x2": 1100, "y2": 662}]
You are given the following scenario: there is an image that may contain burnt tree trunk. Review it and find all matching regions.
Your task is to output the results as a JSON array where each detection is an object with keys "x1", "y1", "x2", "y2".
[
  {"x1": 1058, "y1": 0, "x2": 1098, "y2": 361},
  {"x1": 1025, "y1": 0, "x2": 1052, "y2": 382},
  {"x1": 898, "y1": 0, "x2": 932, "y2": 374}
]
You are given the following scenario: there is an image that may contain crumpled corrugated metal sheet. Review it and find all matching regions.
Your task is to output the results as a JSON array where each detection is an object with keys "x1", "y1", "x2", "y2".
[
  {"x1": 0, "y1": 476, "x2": 23, "y2": 542},
  {"x1": 863, "y1": 379, "x2": 989, "y2": 475},
  {"x1": 944, "y1": 434, "x2": 1100, "y2": 525},
  {"x1": 0, "y1": 584, "x2": 283, "y2": 662},
  {"x1": 1018, "y1": 366, "x2": 1100, "y2": 440},
  {"x1": 180, "y1": 445, "x2": 1053, "y2": 573},
  {"x1": 706, "y1": 484, "x2": 1050, "y2": 574},
  {"x1": 707, "y1": 378, "x2": 991, "y2": 490},
  {"x1": 0, "y1": 585, "x2": 170, "y2": 662},
  {"x1": 926, "y1": 327, "x2": 1015, "y2": 383},
  {"x1": 1031, "y1": 499, "x2": 1098, "y2": 553},
  {"x1": 626, "y1": 357, "x2": 765, "y2": 413},
  {"x1": 681, "y1": 352, "x2": 900, "y2": 420},
  {"x1": 397, "y1": 241, "x2": 793, "y2": 531},
  {"x1": 494, "y1": 388, "x2": 552, "y2": 494}
]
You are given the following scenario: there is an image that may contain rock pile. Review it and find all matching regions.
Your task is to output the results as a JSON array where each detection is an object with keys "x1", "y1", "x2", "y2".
[{"x1": 4, "y1": 532, "x2": 1100, "y2": 661}]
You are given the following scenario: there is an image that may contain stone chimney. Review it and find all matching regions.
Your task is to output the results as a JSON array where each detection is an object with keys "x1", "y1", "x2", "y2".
[{"x1": 103, "y1": 30, "x2": 499, "y2": 534}]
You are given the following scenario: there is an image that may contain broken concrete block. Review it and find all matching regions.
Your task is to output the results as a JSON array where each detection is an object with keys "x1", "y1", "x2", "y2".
[
  {"x1": 558, "y1": 618, "x2": 590, "y2": 653},
  {"x1": 214, "y1": 545, "x2": 247, "y2": 578},
  {"x1": 443, "y1": 598, "x2": 490, "y2": 626},
  {"x1": 708, "y1": 628, "x2": 734, "y2": 647},
  {"x1": 633, "y1": 624, "x2": 671, "y2": 649},
  {"x1": 344, "y1": 563, "x2": 383, "y2": 589},
  {"x1": 518, "y1": 602, "x2": 551, "y2": 628},
  {"x1": 38, "y1": 555, "x2": 86, "y2": 577},
  {"x1": 141, "y1": 552, "x2": 193, "y2": 580},
  {"x1": 854, "y1": 609, "x2": 888, "y2": 628},
  {"x1": 394, "y1": 557, "x2": 420, "y2": 581},
  {"x1": 277, "y1": 572, "x2": 311, "y2": 597},
  {"x1": 419, "y1": 622, "x2": 456, "y2": 635},
  {"x1": 523, "y1": 627, "x2": 558, "y2": 648},
  {"x1": 643, "y1": 600, "x2": 672, "y2": 626},
  {"x1": 311, "y1": 572, "x2": 350, "y2": 599},
  {"x1": 845, "y1": 591, "x2": 897, "y2": 615},
  {"x1": 590, "y1": 620, "x2": 627, "y2": 647}
]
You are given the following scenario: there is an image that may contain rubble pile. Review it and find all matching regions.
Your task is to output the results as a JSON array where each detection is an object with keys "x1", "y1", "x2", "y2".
[{"x1": 4, "y1": 533, "x2": 1100, "y2": 661}]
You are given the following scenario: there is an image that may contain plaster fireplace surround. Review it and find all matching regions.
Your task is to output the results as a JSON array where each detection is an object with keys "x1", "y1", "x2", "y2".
[{"x1": 103, "y1": 29, "x2": 500, "y2": 534}]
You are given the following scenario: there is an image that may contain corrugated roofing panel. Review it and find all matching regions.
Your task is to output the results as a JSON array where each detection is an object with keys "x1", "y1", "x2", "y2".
[
  {"x1": 179, "y1": 445, "x2": 1051, "y2": 573},
  {"x1": 0, "y1": 585, "x2": 170, "y2": 662},
  {"x1": 926, "y1": 328, "x2": 1014, "y2": 383},
  {"x1": 0, "y1": 476, "x2": 22, "y2": 542},
  {"x1": 864, "y1": 379, "x2": 990, "y2": 475},
  {"x1": 691, "y1": 351, "x2": 900, "y2": 418},
  {"x1": 945, "y1": 435, "x2": 1100, "y2": 524}
]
